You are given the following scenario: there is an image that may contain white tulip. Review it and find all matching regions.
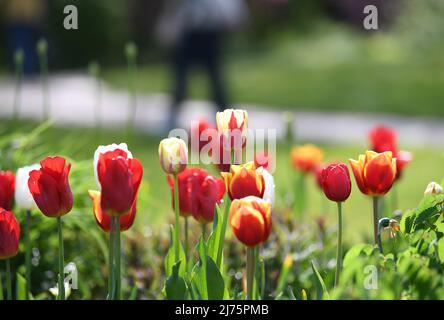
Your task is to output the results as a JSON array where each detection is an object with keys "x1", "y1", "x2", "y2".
[
  {"x1": 15, "y1": 164, "x2": 40, "y2": 210},
  {"x1": 262, "y1": 169, "x2": 275, "y2": 208},
  {"x1": 93, "y1": 143, "x2": 132, "y2": 188}
]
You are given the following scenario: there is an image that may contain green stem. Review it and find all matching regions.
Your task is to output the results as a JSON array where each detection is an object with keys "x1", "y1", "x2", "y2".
[
  {"x1": 184, "y1": 217, "x2": 189, "y2": 259},
  {"x1": 373, "y1": 197, "x2": 381, "y2": 248},
  {"x1": 108, "y1": 217, "x2": 115, "y2": 299},
  {"x1": 246, "y1": 247, "x2": 255, "y2": 300},
  {"x1": 114, "y1": 216, "x2": 121, "y2": 300},
  {"x1": 57, "y1": 217, "x2": 65, "y2": 300},
  {"x1": 201, "y1": 223, "x2": 206, "y2": 240},
  {"x1": 294, "y1": 172, "x2": 306, "y2": 218},
  {"x1": 6, "y1": 259, "x2": 12, "y2": 300},
  {"x1": 173, "y1": 174, "x2": 181, "y2": 263},
  {"x1": 334, "y1": 202, "x2": 343, "y2": 287},
  {"x1": 39, "y1": 52, "x2": 49, "y2": 121},
  {"x1": 25, "y1": 210, "x2": 31, "y2": 299}
]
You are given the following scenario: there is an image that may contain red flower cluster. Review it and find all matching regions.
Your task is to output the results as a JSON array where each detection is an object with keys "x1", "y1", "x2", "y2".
[
  {"x1": 167, "y1": 167, "x2": 225, "y2": 223},
  {"x1": 368, "y1": 125, "x2": 412, "y2": 180}
]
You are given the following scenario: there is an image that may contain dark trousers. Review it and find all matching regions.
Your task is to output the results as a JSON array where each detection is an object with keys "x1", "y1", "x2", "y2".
[{"x1": 171, "y1": 31, "x2": 227, "y2": 113}]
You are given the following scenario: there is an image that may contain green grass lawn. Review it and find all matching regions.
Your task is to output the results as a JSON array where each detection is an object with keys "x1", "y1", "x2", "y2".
[
  {"x1": 103, "y1": 24, "x2": 444, "y2": 118},
  {"x1": 2, "y1": 120, "x2": 443, "y2": 247}
]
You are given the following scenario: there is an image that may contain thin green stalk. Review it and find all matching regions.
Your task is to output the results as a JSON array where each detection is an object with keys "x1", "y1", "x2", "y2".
[
  {"x1": 25, "y1": 210, "x2": 31, "y2": 299},
  {"x1": 114, "y1": 216, "x2": 121, "y2": 300},
  {"x1": 216, "y1": 194, "x2": 231, "y2": 268},
  {"x1": 334, "y1": 202, "x2": 343, "y2": 287},
  {"x1": 57, "y1": 217, "x2": 65, "y2": 300},
  {"x1": 6, "y1": 259, "x2": 12, "y2": 300},
  {"x1": 373, "y1": 197, "x2": 381, "y2": 248},
  {"x1": 107, "y1": 217, "x2": 115, "y2": 300},
  {"x1": 38, "y1": 47, "x2": 49, "y2": 121},
  {"x1": 246, "y1": 247, "x2": 255, "y2": 300},
  {"x1": 184, "y1": 217, "x2": 189, "y2": 259},
  {"x1": 173, "y1": 174, "x2": 181, "y2": 262}
]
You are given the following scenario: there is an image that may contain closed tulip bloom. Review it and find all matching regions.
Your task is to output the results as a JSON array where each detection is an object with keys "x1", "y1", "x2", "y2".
[
  {"x1": 0, "y1": 171, "x2": 15, "y2": 211},
  {"x1": 424, "y1": 182, "x2": 443, "y2": 195},
  {"x1": 291, "y1": 144, "x2": 324, "y2": 173},
  {"x1": 15, "y1": 165, "x2": 40, "y2": 210},
  {"x1": 349, "y1": 151, "x2": 397, "y2": 196},
  {"x1": 88, "y1": 190, "x2": 136, "y2": 232},
  {"x1": 95, "y1": 144, "x2": 143, "y2": 216},
  {"x1": 167, "y1": 168, "x2": 225, "y2": 223},
  {"x1": 159, "y1": 137, "x2": 188, "y2": 175},
  {"x1": 229, "y1": 196, "x2": 272, "y2": 247},
  {"x1": 0, "y1": 209, "x2": 20, "y2": 259},
  {"x1": 28, "y1": 157, "x2": 73, "y2": 217},
  {"x1": 216, "y1": 109, "x2": 248, "y2": 150},
  {"x1": 221, "y1": 162, "x2": 265, "y2": 200},
  {"x1": 321, "y1": 163, "x2": 351, "y2": 202}
]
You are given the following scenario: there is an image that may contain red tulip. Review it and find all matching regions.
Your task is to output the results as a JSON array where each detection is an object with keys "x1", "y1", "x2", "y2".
[
  {"x1": 254, "y1": 150, "x2": 273, "y2": 171},
  {"x1": 167, "y1": 168, "x2": 225, "y2": 223},
  {"x1": 368, "y1": 125, "x2": 411, "y2": 180},
  {"x1": 88, "y1": 190, "x2": 136, "y2": 232},
  {"x1": 28, "y1": 156, "x2": 73, "y2": 217},
  {"x1": 369, "y1": 125, "x2": 397, "y2": 154},
  {"x1": 321, "y1": 163, "x2": 352, "y2": 202},
  {"x1": 191, "y1": 118, "x2": 215, "y2": 154},
  {"x1": 96, "y1": 145, "x2": 143, "y2": 216},
  {"x1": 0, "y1": 208, "x2": 20, "y2": 259},
  {"x1": 0, "y1": 171, "x2": 15, "y2": 211}
]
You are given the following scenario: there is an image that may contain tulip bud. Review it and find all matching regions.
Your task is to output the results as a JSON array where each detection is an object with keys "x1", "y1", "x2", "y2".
[
  {"x1": 321, "y1": 163, "x2": 351, "y2": 202},
  {"x1": 15, "y1": 165, "x2": 40, "y2": 210},
  {"x1": 229, "y1": 196, "x2": 272, "y2": 247},
  {"x1": 424, "y1": 182, "x2": 443, "y2": 195},
  {"x1": 290, "y1": 144, "x2": 324, "y2": 174},
  {"x1": 0, "y1": 171, "x2": 15, "y2": 211},
  {"x1": 0, "y1": 209, "x2": 20, "y2": 259},
  {"x1": 125, "y1": 41, "x2": 138, "y2": 60},
  {"x1": 349, "y1": 151, "x2": 397, "y2": 196},
  {"x1": 216, "y1": 109, "x2": 248, "y2": 150},
  {"x1": 159, "y1": 137, "x2": 188, "y2": 175}
]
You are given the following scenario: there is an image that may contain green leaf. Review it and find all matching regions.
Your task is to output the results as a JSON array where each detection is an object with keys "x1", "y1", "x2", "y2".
[
  {"x1": 437, "y1": 237, "x2": 444, "y2": 262},
  {"x1": 16, "y1": 273, "x2": 27, "y2": 300},
  {"x1": 128, "y1": 286, "x2": 138, "y2": 300},
  {"x1": 287, "y1": 286, "x2": 297, "y2": 300},
  {"x1": 165, "y1": 225, "x2": 186, "y2": 277},
  {"x1": 311, "y1": 261, "x2": 329, "y2": 300},
  {"x1": 207, "y1": 204, "x2": 222, "y2": 262},
  {"x1": 400, "y1": 210, "x2": 415, "y2": 234},
  {"x1": 343, "y1": 243, "x2": 375, "y2": 267},
  {"x1": 191, "y1": 238, "x2": 225, "y2": 300},
  {"x1": 165, "y1": 261, "x2": 187, "y2": 300}
]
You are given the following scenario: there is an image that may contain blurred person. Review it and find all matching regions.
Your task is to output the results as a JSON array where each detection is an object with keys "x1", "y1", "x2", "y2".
[
  {"x1": 156, "y1": 0, "x2": 249, "y2": 130},
  {"x1": 3, "y1": 0, "x2": 47, "y2": 74}
]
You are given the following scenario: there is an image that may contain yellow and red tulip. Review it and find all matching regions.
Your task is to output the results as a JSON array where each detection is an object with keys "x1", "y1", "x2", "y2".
[
  {"x1": 349, "y1": 151, "x2": 397, "y2": 196},
  {"x1": 290, "y1": 144, "x2": 323, "y2": 174},
  {"x1": 159, "y1": 137, "x2": 188, "y2": 175},
  {"x1": 221, "y1": 162, "x2": 265, "y2": 200}
]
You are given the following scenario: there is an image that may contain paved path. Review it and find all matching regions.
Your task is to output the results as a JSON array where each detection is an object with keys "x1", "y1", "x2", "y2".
[{"x1": 0, "y1": 72, "x2": 443, "y2": 147}]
